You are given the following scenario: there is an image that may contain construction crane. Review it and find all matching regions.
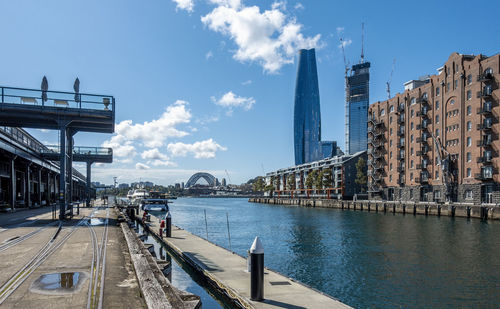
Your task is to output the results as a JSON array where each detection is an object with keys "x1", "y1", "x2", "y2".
[
  {"x1": 430, "y1": 133, "x2": 456, "y2": 202},
  {"x1": 339, "y1": 37, "x2": 350, "y2": 79},
  {"x1": 386, "y1": 58, "x2": 396, "y2": 99},
  {"x1": 225, "y1": 169, "x2": 232, "y2": 185},
  {"x1": 361, "y1": 22, "x2": 365, "y2": 63}
]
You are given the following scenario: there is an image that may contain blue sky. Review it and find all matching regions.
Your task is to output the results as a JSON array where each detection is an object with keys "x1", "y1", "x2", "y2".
[{"x1": 1, "y1": 0, "x2": 499, "y2": 185}]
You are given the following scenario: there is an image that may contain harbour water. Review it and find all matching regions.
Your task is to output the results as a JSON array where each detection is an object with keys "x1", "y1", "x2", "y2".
[{"x1": 156, "y1": 197, "x2": 500, "y2": 308}]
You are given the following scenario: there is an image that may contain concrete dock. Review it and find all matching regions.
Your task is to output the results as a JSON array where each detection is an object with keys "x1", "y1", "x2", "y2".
[
  {"x1": 138, "y1": 209, "x2": 352, "y2": 309},
  {"x1": 0, "y1": 204, "x2": 145, "y2": 308}
]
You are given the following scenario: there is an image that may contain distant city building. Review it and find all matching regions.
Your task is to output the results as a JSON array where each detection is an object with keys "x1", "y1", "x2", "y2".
[
  {"x1": 181, "y1": 182, "x2": 185, "y2": 189},
  {"x1": 118, "y1": 183, "x2": 129, "y2": 189},
  {"x1": 91, "y1": 181, "x2": 101, "y2": 187},
  {"x1": 368, "y1": 52, "x2": 499, "y2": 204},
  {"x1": 175, "y1": 183, "x2": 181, "y2": 189},
  {"x1": 320, "y1": 141, "x2": 337, "y2": 159},
  {"x1": 266, "y1": 151, "x2": 367, "y2": 199},
  {"x1": 346, "y1": 61, "x2": 370, "y2": 154},
  {"x1": 131, "y1": 181, "x2": 154, "y2": 188},
  {"x1": 221, "y1": 178, "x2": 227, "y2": 187},
  {"x1": 294, "y1": 48, "x2": 322, "y2": 165}
]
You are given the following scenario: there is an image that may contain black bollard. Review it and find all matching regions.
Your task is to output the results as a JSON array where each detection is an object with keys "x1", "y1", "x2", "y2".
[
  {"x1": 165, "y1": 211, "x2": 172, "y2": 237},
  {"x1": 250, "y1": 236, "x2": 264, "y2": 301}
]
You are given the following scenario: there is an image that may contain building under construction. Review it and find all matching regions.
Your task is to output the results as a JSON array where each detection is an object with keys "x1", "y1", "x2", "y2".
[{"x1": 368, "y1": 52, "x2": 499, "y2": 204}]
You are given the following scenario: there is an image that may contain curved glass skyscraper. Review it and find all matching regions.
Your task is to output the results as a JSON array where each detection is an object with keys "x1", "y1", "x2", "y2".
[{"x1": 294, "y1": 49, "x2": 321, "y2": 165}]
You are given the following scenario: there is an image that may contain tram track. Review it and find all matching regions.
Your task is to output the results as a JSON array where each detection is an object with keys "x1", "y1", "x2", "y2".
[
  {"x1": 0, "y1": 210, "x2": 95, "y2": 304},
  {"x1": 0, "y1": 221, "x2": 59, "y2": 253},
  {"x1": 87, "y1": 207, "x2": 110, "y2": 309}
]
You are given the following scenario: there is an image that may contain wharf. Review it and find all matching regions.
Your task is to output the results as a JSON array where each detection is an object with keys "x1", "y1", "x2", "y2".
[
  {"x1": 138, "y1": 209, "x2": 352, "y2": 309},
  {"x1": 249, "y1": 197, "x2": 500, "y2": 220}
]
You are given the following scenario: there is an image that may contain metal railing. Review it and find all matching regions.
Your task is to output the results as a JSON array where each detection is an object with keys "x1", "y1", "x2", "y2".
[
  {"x1": 0, "y1": 86, "x2": 115, "y2": 112},
  {"x1": 44, "y1": 145, "x2": 112, "y2": 156}
]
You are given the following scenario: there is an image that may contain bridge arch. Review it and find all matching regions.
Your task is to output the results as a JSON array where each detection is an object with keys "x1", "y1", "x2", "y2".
[{"x1": 185, "y1": 172, "x2": 216, "y2": 188}]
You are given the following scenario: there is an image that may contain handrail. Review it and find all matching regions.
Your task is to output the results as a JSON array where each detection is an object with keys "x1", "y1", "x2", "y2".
[
  {"x1": 0, "y1": 85, "x2": 115, "y2": 112},
  {"x1": 44, "y1": 145, "x2": 112, "y2": 156}
]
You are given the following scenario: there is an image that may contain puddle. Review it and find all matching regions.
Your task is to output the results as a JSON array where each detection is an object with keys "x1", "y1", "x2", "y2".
[
  {"x1": 30, "y1": 272, "x2": 87, "y2": 295},
  {"x1": 89, "y1": 218, "x2": 104, "y2": 226}
]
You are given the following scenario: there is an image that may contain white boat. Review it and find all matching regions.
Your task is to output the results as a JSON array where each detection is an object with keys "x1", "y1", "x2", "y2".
[
  {"x1": 141, "y1": 199, "x2": 169, "y2": 212},
  {"x1": 126, "y1": 190, "x2": 134, "y2": 199},
  {"x1": 130, "y1": 189, "x2": 150, "y2": 205}
]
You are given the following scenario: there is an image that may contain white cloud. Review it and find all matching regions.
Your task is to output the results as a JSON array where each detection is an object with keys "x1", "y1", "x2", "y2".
[
  {"x1": 294, "y1": 2, "x2": 304, "y2": 10},
  {"x1": 201, "y1": 0, "x2": 321, "y2": 73},
  {"x1": 336, "y1": 27, "x2": 344, "y2": 34},
  {"x1": 167, "y1": 138, "x2": 227, "y2": 159},
  {"x1": 141, "y1": 148, "x2": 176, "y2": 167},
  {"x1": 206, "y1": 50, "x2": 214, "y2": 59},
  {"x1": 106, "y1": 100, "x2": 191, "y2": 149},
  {"x1": 242, "y1": 79, "x2": 252, "y2": 85},
  {"x1": 196, "y1": 115, "x2": 220, "y2": 125},
  {"x1": 212, "y1": 91, "x2": 255, "y2": 111},
  {"x1": 135, "y1": 163, "x2": 151, "y2": 170},
  {"x1": 102, "y1": 134, "x2": 137, "y2": 158},
  {"x1": 172, "y1": 0, "x2": 194, "y2": 12}
]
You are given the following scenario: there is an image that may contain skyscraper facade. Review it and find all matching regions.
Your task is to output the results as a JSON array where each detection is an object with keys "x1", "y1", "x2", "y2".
[
  {"x1": 294, "y1": 48, "x2": 321, "y2": 165},
  {"x1": 345, "y1": 62, "x2": 370, "y2": 154}
]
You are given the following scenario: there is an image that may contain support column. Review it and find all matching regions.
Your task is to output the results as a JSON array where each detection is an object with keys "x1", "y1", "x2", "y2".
[
  {"x1": 38, "y1": 168, "x2": 42, "y2": 207},
  {"x1": 59, "y1": 127, "x2": 66, "y2": 220},
  {"x1": 86, "y1": 161, "x2": 92, "y2": 207},
  {"x1": 46, "y1": 171, "x2": 50, "y2": 205},
  {"x1": 10, "y1": 158, "x2": 16, "y2": 211},
  {"x1": 68, "y1": 131, "x2": 74, "y2": 217},
  {"x1": 26, "y1": 164, "x2": 31, "y2": 208}
]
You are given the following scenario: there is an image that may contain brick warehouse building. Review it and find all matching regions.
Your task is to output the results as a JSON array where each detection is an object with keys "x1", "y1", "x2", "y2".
[{"x1": 368, "y1": 52, "x2": 499, "y2": 204}]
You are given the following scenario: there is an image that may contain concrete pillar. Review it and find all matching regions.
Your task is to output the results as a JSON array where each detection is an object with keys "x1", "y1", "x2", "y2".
[
  {"x1": 68, "y1": 132, "x2": 74, "y2": 217},
  {"x1": 10, "y1": 158, "x2": 15, "y2": 211},
  {"x1": 86, "y1": 161, "x2": 92, "y2": 207},
  {"x1": 59, "y1": 126, "x2": 66, "y2": 220},
  {"x1": 46, "y1": 171, "x2": 50, "y2": 205}
]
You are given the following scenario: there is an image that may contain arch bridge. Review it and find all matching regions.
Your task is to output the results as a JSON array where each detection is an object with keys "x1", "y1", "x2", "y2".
[{"x1": 185, "y1": 172, "x2": 216, "y2": 188}]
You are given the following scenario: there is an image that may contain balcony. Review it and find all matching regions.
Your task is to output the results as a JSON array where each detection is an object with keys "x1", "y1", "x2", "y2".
[
  {"x1": 477, "y1": 155, "x2": 493, "y2": 164},
  {"x1": 416, "y1": 110, "x2": 429, "y2": 118},
  {"x1": 477, "y1": 102, "x2": 493, "y2": 115},
  {"x1": 397, "y1": 153, "x2": 405, "y2": 160},
  {"x1": 475, "y1": 169, "x2": 495, "y2": 180},
  {"x1": 397, "y1": 166, "x2": 405, "y2": 173},
  {"x1": 477, "y1": 89, "x2": 493, "y2": 99},
  {"x1": 397, "y1": 140, "x2": 405, "y2": 148},
  {"x1": 397, "y1": 115, "x2": 405, "y2": 124},
  {"x1": 477, "y1": 73, "x2": 493, "y2": 82},
  {"x1": 416, "y1": 135, "x2": 429, "y2": 143},
  {"x1": 397, "y1": 129, "x2": 405, "y2": 137},
  {"x1": 417, "y1": 96, "x2": 430, "y2": 107},
  {"x1": 368, "y1": 117, "x2": 384, "y2": 126},
  {"x1": 368, "y1": 185, "x2": 382, "y2": 193},
  {"x1": 397, "y1": 178, "x2": 404, "y2": 185},
  {"x1": 477, "y1": 121, "x2": 493, "y2": 131},
  {"x1": 416, "y1": 150, "x2": 428, "y2": 157}
]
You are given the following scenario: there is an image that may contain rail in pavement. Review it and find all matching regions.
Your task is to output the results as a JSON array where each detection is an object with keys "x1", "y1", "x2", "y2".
[{"x1": 138, "y1": 209, "x2": 352, "y2": 309}]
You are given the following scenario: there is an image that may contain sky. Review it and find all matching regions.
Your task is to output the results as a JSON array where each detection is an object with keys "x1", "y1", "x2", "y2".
[{"x1": 1, "y1": 0, "x2": 499, "y2": 186}]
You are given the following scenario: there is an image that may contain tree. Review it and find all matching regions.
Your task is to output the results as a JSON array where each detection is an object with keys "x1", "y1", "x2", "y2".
[
  {"x1": 252, "y1": 177, "x2": 265, "y2": 192},
  {"x1": 314, "y1": 170, "x2": 323, "y2": 190},
  {"x1": 321, "y1": 169, "x2": 333, "y2": 189},
  {"x1": 305, "y1": 170, "x2": 317, "y2": 189},
  {"x1": 286, "y1": 174, "x2": 296, "y2": 190},
  {"x1": 355, "y1": 157, "x2": 368, "y2": 192}
]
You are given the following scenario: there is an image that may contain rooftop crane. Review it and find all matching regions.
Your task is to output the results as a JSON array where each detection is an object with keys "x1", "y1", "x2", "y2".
[
  {"x1": 430, "y1": 132, "x2": 456, "y2": 202},
  {"x1": 361, "y1": 22, "x2": 365, "y2": 64},
  {"x1": 339, "y1": 37, "x2": 350, "y2": 79},
  {"x1": 386, "y1": 58, "x2": 396, "y2": 99},
  {"x1": 225, "y1": 169, "x2": 232, "y2": 185}
]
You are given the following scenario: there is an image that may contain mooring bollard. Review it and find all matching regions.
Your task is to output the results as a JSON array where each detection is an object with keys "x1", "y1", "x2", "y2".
[
  {"x1": 165, "y1": 211, "x2": 172, "y2": 237},
  {"x1": 250, "y1": 236, "x2": 264, "y2": 301},
  {"x1": 159, "y1": 220, "x2": 165, "y2": 237},
  {"x1": 247, "y1": 250, "x2": 251, "y2": 272}
]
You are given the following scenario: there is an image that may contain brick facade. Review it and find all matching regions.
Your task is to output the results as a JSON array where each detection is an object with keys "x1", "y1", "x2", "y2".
[{"x1": 368, "y1": 52, "x2": 500, "y2": 204}]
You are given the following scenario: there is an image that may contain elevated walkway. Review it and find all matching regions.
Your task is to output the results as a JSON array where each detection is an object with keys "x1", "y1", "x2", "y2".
[
  {"x1": 41, "y1": 146, "x2": 113, "y2": 163},
  {"x1": 0, "y1": 86, "x2": 114, "y2": 133}
]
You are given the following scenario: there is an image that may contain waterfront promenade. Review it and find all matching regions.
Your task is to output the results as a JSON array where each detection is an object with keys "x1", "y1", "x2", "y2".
[
  {"x1": 0, "y1": 204, "x2": 145, "y2": 308},
  {"x1": 137, "y1": 208, "x2": 352, "y2": 309}
]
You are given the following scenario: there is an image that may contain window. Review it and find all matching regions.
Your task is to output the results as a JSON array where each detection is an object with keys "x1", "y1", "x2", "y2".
[
  {"x1": 446, "y1": 82, "x2": 450, "y2": 92},
  {"x1": 390, "y1": 128, "x2": 393, "y2": 135},
  {"x1": 435, "y1": 170, "x2": 439, "y2": 179},
  {"x1": 467, "y1": 168, "x2": 471, "y2": 177},
  {"x1": 467, "y1": 152, "x2": 471, "y2": 162},
  {"x1": 436, "y1": 100, "x2": 440, "y2": 110},
  {"x1": 411, "y1": 122, "x2": 414, "y2": 130},
  {"x1": 467, "y1": 105, "x2": 471, "y2": 115},
  {"x1": 409, "y1": 188, "x2": 413, "y2": 198},
  {"x1": 434, "y1": 191, "x2": 441, "y2": 200},
  {"x1": 389, "y1": 116, "x2": 393, "y2": 124},
  {"x1": 436, "y1": 115, "x2": 439, "y2": 124},
  {"x1": 410, "y1": 172, "x2": 414, "y2": 181},
  {"x1": 454, "y1": 79, "x2": 458, "y2": 89},
  {"x1": 467, "y1": 90, "x2": 472, "y2": 100},
  {"x1": 411, "y1": 134, "x2": 414, "y2": 143},
  {"x1": 390, "y1": 140, "x2": 393, "y2": 147},
  {"x1": 465, "y1": 190, "x2": 473, "y2": 200},
  {"x1": 411, "y1": 148, "x2": 414, "y2": 156},
  {"x1": 467, "y1": 137, "x2": 472, "y2": 147},
  {"x1": 380, "y1": 109, "x2": 385, "y2": 116},
  {"x1": 389, "y1": 175, "x2": 392, "y2": 182},
  {"x1": 410, "y1": 160, "x2": 414, "y2": 168},
  {"x1": 450, "y1": 99, "x2": 455, "y2": 105},
  {"x1": 467, "y1": 121, "x2": 472, "y2": 131},
  {"x1": 390, "y1": 105, "x2": 394, "y2": 113},
  {"x1": 467, "y1": 74, "x2": 472, "y2": 85},
  {"x1": 390, "y1": 163, "x2": 393, "y2": 171},
  {"x1": 411, "y1": 109, "x2": 414, "y2": 118},
  {"x1": 390, "y1": 151, "x2": 393, "y2": 159},
  {"x1": 436, "y1": 129, "x2": 439, "y2": 137},
  {"x1": 485, "y1": 68, "x2": 493, "y2": 75},
  {"x1": 436, "y1": 87, "x2": 440, "y2": 96},
  {"x1": 411, "y1": 97, "x2": 416, "y2": 105}
]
